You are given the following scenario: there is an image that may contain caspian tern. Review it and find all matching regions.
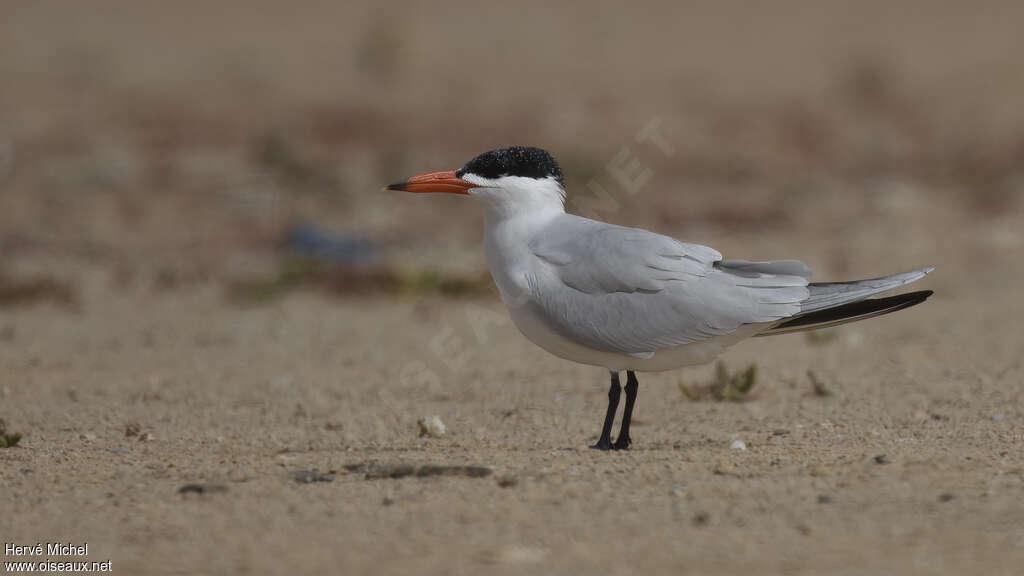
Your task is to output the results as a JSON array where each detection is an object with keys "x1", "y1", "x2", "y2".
[{"x1": 387, "y1": 146, "x2": 933, "y2": 450}]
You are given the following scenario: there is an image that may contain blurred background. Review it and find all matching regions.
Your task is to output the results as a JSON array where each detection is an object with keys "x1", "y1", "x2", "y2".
[
  {"x1": 4, "y1": 3, "x2": 1024, "y2": 574},
  {"x1": 2, "y1": 1, "x2": 1021, "y2": 306}
]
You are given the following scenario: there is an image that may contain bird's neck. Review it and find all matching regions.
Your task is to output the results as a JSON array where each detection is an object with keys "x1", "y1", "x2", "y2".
[
  {"x1": 477, "y1": 190, "x2": 565, "y2": 224},
  {"x1": 473, "y1": 178, "x2": 567, "y2": 303},
  {"x1": 481, "y1": 196, "x2": 563, "y2": 306},
  {"x1": 481, "y1": 190, "x2": 564, "y2": 256},
  {"x1": 481, "y1": 198, "x2": 564, "y2": 229}
]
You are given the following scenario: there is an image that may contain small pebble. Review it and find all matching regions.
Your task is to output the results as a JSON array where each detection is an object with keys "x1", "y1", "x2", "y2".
[
  {"x1": 873, "y1": 454, "x2": 889, "y2": 465},
  {"x1": 417, "y1": 415, "x2": 446, "y2": 438},
  {"x1": 730, "y1": 440, "x2": 747, "y2": 451},
  {"x1": 939, "y1": 493, "x2": 955, "y2": 502}
]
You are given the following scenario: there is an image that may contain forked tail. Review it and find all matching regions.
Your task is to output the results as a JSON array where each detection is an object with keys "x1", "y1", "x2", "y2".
[{"x1": 756, "y1": 267, "x2": 934, "y2": 337}]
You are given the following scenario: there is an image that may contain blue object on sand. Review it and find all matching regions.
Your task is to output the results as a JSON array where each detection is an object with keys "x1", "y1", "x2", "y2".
[{"x1": 284, "y1": 223, "x2": 375, "y2": 264}]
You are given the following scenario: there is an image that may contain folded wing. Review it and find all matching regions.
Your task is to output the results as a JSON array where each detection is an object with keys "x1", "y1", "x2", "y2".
[{"x1": 527, "y1": 215, "x2": 810, "y2": 355}]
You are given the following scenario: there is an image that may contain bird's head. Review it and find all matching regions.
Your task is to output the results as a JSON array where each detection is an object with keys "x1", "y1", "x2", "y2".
[{"x1": 386, "y1": 146, "x2": 566, "y2": 217}]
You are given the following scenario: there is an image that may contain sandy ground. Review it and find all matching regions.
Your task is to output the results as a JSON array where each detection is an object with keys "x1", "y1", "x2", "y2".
[
  {"x1": 2, "y1": 246, "x2": 1022, "y2": 575},
  {"x1": 2, "y1": 2, "x2": 1024, "y2": 575}
]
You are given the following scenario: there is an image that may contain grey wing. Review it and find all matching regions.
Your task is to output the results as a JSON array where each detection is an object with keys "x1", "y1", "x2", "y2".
[{"x1": 527, "y1": 216, "x2": 810, "y2": 355}]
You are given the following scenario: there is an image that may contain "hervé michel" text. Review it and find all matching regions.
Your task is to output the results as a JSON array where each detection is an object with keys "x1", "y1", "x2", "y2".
[{"x1": 5, "y1": 542, "x2": 89, "y2": 556}]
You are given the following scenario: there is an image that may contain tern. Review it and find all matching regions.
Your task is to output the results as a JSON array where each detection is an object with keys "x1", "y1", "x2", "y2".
[{"x1": 387, "y1": 146, "x2": 933, "y2": 450}]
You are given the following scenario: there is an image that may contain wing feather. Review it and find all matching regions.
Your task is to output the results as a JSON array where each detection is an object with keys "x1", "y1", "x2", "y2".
[{"x1": 526, "y1": 216, "x2": 809, "y2": 355}]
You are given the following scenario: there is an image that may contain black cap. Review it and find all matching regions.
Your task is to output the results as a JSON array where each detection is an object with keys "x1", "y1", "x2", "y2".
[{"x1": 456, "y1": 146, "x2": 564, "y2": 186}]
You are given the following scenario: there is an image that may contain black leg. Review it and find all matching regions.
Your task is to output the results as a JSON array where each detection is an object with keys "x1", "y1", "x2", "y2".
[
  {"x1": 590, "y1": 372, "x2": 621, "y2": 450},
  {"x1": 613, "y1": 371, "x2": 639, "y2": 450}
]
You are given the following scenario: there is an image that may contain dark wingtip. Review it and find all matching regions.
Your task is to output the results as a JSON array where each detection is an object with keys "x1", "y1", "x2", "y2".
[
  {"x1": 909, "y1": 290, "x2": 934, "y2": 305},
  {"x1": 384, "y1": 179, "x2": 408, "y2": 191},
  {"x1": 757, "y1": 289, "x2": 935, "y2": 337}
]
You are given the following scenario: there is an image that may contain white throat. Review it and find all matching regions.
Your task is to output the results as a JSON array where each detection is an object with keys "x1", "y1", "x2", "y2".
[{"x1": 463, "y1": 174, "x2": 566, "y2": 308}]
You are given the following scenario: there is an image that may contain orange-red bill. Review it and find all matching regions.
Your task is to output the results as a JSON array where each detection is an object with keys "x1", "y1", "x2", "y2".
[{"x1": 385, "y1": 169, "x2": 474, "y2": 194}]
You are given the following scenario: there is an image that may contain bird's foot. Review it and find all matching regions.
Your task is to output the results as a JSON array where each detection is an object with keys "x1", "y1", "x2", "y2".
[
  {"x1": 612, "y1": 436, "x2": 631, "y2": 450},
  {"x1": 590, "y1": 437, "x2": 614, "y2": 451}
]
